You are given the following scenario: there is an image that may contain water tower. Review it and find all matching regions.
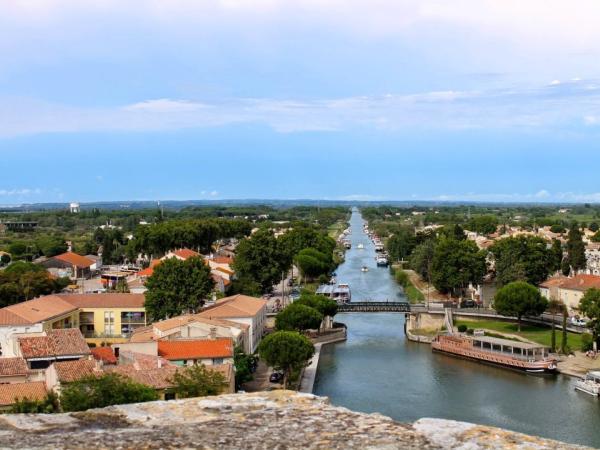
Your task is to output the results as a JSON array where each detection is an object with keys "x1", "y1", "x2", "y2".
[{"x1": 70, "y1": 202, "x2": 80, "y2": 214}]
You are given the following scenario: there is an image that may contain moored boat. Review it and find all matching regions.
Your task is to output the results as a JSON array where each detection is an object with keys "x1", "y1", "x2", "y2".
[
  {"x1": 432, "y1": 334, "x2": 557, "y2": 373},
  {"x1": 361, "y1": 266, "x2": 368, "y2": 272},
  {"x1": 575, "y1": 371, "x2": 600, "y2": 396}
]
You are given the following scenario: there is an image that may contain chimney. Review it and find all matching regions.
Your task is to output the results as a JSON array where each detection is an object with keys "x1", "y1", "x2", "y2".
[{"x1": 209, "y1": 327, "x2": 217, "y2": 340}]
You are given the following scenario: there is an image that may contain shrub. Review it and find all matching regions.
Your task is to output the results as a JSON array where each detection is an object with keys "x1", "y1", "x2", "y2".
[
  {"x1": 457, "y1": 324, "x2": 468, "y2": 333},
  {"x1": 466, "y1": 328, "x2": 474, "y2": 335},
  {"x1": 395, "y1": 270, "x2": 409, "y2": 288},
  {"x1": 581, "y1": 333, "x2": 594, "y2": 352}
]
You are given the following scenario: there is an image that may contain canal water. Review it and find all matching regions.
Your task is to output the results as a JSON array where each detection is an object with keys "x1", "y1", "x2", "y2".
[{"x1": 314, "y1": 208, "x2": 600, "y2": 448}]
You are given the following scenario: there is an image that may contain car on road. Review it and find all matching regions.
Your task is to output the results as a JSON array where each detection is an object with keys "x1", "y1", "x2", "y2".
[
  {"x1": 571, "y1": 317, "x2": 587, "y2": 327},
  {"x1": 269, "y1": 372, "x2": 284, "y2": 383}
]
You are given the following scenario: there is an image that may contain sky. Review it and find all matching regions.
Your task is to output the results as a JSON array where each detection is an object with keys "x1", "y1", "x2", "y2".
[{"x1": 2, "y1": 0, "x2": 600, "y2": 204}]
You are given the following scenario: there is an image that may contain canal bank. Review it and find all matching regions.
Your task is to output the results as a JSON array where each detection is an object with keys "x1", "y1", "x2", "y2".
[{"x1": 313, "y1": 208, "x2": 600, "y2": 448}]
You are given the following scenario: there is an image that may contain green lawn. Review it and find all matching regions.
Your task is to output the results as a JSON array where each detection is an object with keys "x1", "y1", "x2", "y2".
[
  {"x1": 404, "y1": 284, "x2": 425, "y2": 304},
  {"x1": 327, "y1": 221, "x2": 347, "y2": 239},
  {"x1": 455, "y1": 318, "x2": 583, "y2": 350}
]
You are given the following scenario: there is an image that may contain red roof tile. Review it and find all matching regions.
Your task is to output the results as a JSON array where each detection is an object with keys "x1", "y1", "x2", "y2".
[
  {"x1": 107, "y1": 364, "x2": 177, "y2": 390},
  {"x1": 0, "y1": 382, "x2": 47, "y2": 406},
  {"x1": 0, "y1": 358, "x2": 28, "y2": 377},
  {"x1": 91, "y1": 347, "x2": 118, "y2": 364},
  {"x1": 52, "y1": 252, "x2": 94, "y2": 268},
  {"x1": 59, "y1": 293, "x2": 146, "y2": 309},
  {"x1": 157, "y1": 339, "x2": 233, "y2": 360},
  {"x1": 1, "y1": 296, "x2": 78, "y2": 325},
  {"x1": 53, "y1": 359, "x2": 100, "y2": 383},
  {"x1": 18, "y1": 329, "x2": 90, "y2": 360},
  {"x1": 561, "y1": 274, "x2": 600, "y2": 291}
]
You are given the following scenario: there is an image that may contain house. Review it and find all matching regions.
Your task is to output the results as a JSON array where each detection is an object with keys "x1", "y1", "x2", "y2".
[
  {"x1": 0, "y1": 294, "x2": 147, "y2": 351},
  {"x1": 0, "y1": 357, "x2": 30, "y2": 384},
  {"x1": 540, "y1": 274, "x2": 600, "y2": 312},
  {"x1": 162, "y1": 248, "x2": 201, "y2": 261},
  {"x1": 17, "y1": 329, "x2": 90, "y2": 370},
  {"x1": 45, "y1": 359, "x2": 102, "y2": 393},
  {"x1": 0, "y1": 381, "x2": 47, "y2": 411},
  {"x1": 40, "y1": 251, "x2": 95, "y2": 279},
  {"x1": 157, "y1": 338, "x2": 234, "y2": 366},
  {"x1": 130, "y1": 314, "x2": 250, "y2": 353},
  {"x1": 198, "y1": 295, "x2": 267, "y2": 352}
]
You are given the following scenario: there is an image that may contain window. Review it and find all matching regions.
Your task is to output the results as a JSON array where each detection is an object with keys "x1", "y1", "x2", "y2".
[
  {"x1": 164, "y1": 392, "x2": 176, "y2": 401},
  {"x1": 213, "y1": 358, "x2": 224, "y2": 365},
  {"x1": 104, "y1": 311, "x2": 115, "y2": 335}
]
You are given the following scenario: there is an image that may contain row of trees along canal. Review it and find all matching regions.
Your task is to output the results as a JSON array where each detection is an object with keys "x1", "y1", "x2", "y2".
[{"x1": 373, "y1": 219, "x2": 600, "y2": 351}]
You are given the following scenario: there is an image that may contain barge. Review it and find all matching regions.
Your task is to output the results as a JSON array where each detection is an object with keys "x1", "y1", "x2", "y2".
[{"x1": 432, "y1": 334, "x2": 557, "y2": 373}]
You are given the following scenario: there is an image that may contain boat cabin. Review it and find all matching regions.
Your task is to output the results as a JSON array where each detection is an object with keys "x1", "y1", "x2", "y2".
[
  {"x1": 316, "y1": 283, "x2": 351, "y2": 304},
  {"x1": 470, "y1": 335, "x2": 551, "y2": 361}
]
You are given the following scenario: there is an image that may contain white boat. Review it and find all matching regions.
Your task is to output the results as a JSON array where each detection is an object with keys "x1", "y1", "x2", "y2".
[
  {"x1": 575, "y1": 371, "x2": 600, "y2": 396},
  {"x1": 361, "y1": 266, "x2": 369, "y2": 272},
  {"x1": 357, "y1": 243, "x2": 364, "y2": 249}
]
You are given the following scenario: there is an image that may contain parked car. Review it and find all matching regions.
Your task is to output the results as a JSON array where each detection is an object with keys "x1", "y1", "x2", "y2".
[
  {"x1": 571, "y1": 317, "x2": 587, "y2": 327},
  {"x1": 269, "y1": 372, "x2": 284, "y2": 383},
  {"x1": 460, "y1": 299, "x2": 476, "y2": 308}
]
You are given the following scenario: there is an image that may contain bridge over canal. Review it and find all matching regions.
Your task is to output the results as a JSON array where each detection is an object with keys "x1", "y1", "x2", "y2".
[{"x1": 337, "y1": 301, "x2": 410, "y2": 313}]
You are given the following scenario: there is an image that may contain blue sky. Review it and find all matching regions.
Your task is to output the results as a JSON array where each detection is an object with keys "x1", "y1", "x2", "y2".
[{"x1": 2, "y1": 1, "x2": 600, "y2": 204}]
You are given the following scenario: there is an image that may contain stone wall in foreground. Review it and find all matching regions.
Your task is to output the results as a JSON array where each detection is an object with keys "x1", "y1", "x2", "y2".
[{"x1": 0, "y1": 391, "x2": 589, "y2": 449}]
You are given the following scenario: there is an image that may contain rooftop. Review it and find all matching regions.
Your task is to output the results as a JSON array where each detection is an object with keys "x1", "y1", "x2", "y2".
[
  {"x1": 1, "y1": 296, "x2": 78, "y2": 325},
  {"x1": 157, "y1": 338, "x2": 233, "y2": 360},
  {"x1": 0, "y1": 381, "x2": 47, "y2": 407},
  {"x1": 199, "y1": 295, "x2": 266, "y2": 319},
  {"x1": 53, "y1": 359, "x2": 100, "y2": 383},
  {"x1": 58, "y1": 293, "x2": 146, "y2": 309},
  {"x1": 0, "y1": 358, "x2": 29, "y2": 378},
  {"x1": 52, "y1": 252, "x2": 95, "y2": 268},
  {"x1": 18, "y1": 329, "x2": 90, "y2": 360},
  {"x1": 90, "y1": 347, "x2": 118, "y2": 364}
]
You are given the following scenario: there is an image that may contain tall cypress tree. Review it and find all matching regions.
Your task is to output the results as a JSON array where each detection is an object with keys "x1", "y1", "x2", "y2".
[{"x1": 564, "y1": 223, "x2": 586, "y2": 274}]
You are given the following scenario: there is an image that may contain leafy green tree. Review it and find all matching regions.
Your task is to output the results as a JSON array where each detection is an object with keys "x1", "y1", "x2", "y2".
[
  {"x1": 549, "y1": 239, "x2": 563, "y2": 273},
  {"x1": 590, "y1": 222, "x2": 599, "y2": 233},
  {"x1": 579, "y1": 288, "x2": 600, "y2": 348},
  {"x1": 430, "y1": 237, "x2": 486, "y2": 296},
  {"x1": 409, "y1": 239, "x2": 435, "y2": 280},
  {"x1": 561, "y1": 309, "x2": 569, "y2": 354},
  {"x1": 233, "y1": 346, "x2": 256, "y2": 388},
  {"x1": 171, "y1": 364, "x2": 228, "y2": 398},
  {"x1": 232, "y1": 229, "x2": 290, "y2": 294},
  {"x1": 295, "y1": 248, "x2": 332, "y2": 280},
  {"x1": 547, "y1": 299, "x2": 565, "y2": 352},
  {"x1": 493, "y1": 281, "x2": 548, "y2": 331},
  {"x1": 490, "y1": 236, "x2": 553, "y2": 287},
  {"x1": 278, "y1": 225, "x2": 335, "y2": 261},
  {"x1": 145, "y1": 257, "x2": 214, "y2": 321},
  {"x1": 35, "y1": 235, "x2": 68, "y2": 257},
  {"x1": 60, "y1": 373, "x2": 158, "y2": 412},
  {"x1": 10, "y1": 391, "x2": 60, "y2": 414},
  {"x1": 258, "y1": 331, "x2": 314, "y2": 389},
  {"x1": 564, "y1": 223, "x2": 586, "y2": 274},
  {"x1": 387, "y1": 227, "x2": 416, "y2": 262},
  {"x1": 549, "y1": 224, "x2": 566, "y2": 234},
  {"x1": 294, "y1": 292, "x2": 338, "y2": 318},
  {"x1": 0, "y1": 253, "x2": 11, "y2": 266},
  {"x1": 468, "y1": 216, "x2": 498, "y2": 235},
  {"x1": 275, "y1": 303, "x2": 323, "y2": 331}
]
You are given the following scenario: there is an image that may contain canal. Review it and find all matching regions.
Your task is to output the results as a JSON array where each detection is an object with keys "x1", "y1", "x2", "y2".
[{"x1": 313, "y1": 208, "x2": 600, "y2": 448}]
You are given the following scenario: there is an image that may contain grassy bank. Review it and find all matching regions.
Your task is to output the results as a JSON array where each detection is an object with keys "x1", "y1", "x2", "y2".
[
  {"x1": 390, "y1": 266, "x2": 425, "y2": 304},
  {"x1": 454, "y1": 318, "x2": 583, "y2": 350}
]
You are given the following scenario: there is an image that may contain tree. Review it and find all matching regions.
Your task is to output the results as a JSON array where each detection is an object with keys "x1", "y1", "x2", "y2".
[
  {"x1": 258, "y1": 331, "x2": 314, "y2": 389},
  {"x1": 561, "y1": 309, "x2": 569, "y2": 354},
  {"x1": 35, "y1": 235, "x2": 68, "y2": 257},
  {"x1": 579, "y1": 288, "x2": 600, "y2": 348},
  {"x1": 549, "y1": 224, "x2": 566, "y2": 234},
  {"x1": 171, "y1": 364, "x2": 228, "y2": 398},
  {"x1": 590, "y1": 222, "x2": 599, "y2": 233},
  {"x1": 547, "y1": 299, "x2": 565, "y2": 352},
  {"x1": 430, "y1": 237, "x2": 486, "y2": 296},
  {"x1": 493, "y1": 281, "x2": 548, "y2": 331},
  {"x1": 490, "y1": 236, "x2": 553, "y2": 287},
  {"x1": 387, "y1": 227, "x2": 416, "y2": 262},
  {"x1": 295, "y1": 248, "x2": 332, "y2": 281},
  {"x1": 549, "y1": 239, "x2": 563, "y2": 274},
  {"x1": 275, "y1": 303, "x2": 323, "y2": 332},
  {"x1": 468, "y1": 216, "x2": 498, "y2": 235},
  {"x1": 564, "y1": 223, "x2": 586, "y2": 274},
  {"x1": 145, "y1": 257, "x2": 214, "y2": 321},
  {"x1": 233, "y1": 229, "x2": 290, "y2": 294},
  {"x1": 294, "y1": 292, "x2": 338, "y2": 318},
  {"x1": 60, "y1": 373, "x2": 158, "y2": 412},
  {"x1": 10, "y1": 391, "x2": 60, "y2": 414},
  {"x1": 0, "y1": 253, "x2": 11, "y2": 266},
  {"x1": 409, "y1": 239, "x2": 435, "y2": 280},
  {"x1": 278, "y1": 225, "x2": 335, "y2": 261},
  {"x1": 233, "y1": 346, "x2": 256, "y2": 388}
]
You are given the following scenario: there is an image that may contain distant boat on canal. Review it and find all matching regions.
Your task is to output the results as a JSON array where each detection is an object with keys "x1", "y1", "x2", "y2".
[
  {"x1": 575, "y1": 371, "x2": 600, "y2": 396},
  {"x1": 361, "y1": 266, "x2": 368, "y2": 272},
  {"x1": 357, "y1": 243, "x2": 364, "y2": 249}
]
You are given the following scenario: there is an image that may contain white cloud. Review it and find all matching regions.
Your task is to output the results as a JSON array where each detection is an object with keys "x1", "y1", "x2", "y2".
[
  {"x1": 0, "y1": 188, "x2": 41, "y2": 196},
  {"x1": 3, "y1": 79, "x2": 600, "y2": 137}
]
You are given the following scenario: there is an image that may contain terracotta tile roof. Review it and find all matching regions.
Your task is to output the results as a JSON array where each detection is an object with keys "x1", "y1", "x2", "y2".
[
  {"x1": 540, "y1": 276, "x2": 568, "y2": 288},
  {"x1": 215, "y1": 267, "x2": 234, "y2": 275},
  {"x1": 91, "y1": 347, "x2": 118, "y2": 364},
  {"x1": 561, "y1": 274, "x2": 600, "y2": 291},
  {"x1": 52, "y1": 252, "x2": 94, "y2": 268},
  {"x1": 137, "y1": 260, "x2": 162, "y2": 277},
  {"x1": 0, "y1": 381, "x2": 47, "y2": 406},
  {"x1": 53, "y1": 359, "x2": 101, "y2": 383},
  {"x1": 170, "y1": 248, "x2": 201, "y2": 260},
  {"x1": 1, "y1": 296, "x2": 78, "y2": 325},
  {"x1": 211, "y1": 256, "x2": 234, "y2": 265},
  {"x1": 211, "y1": 363, "x2": 234, "y2": 383},
  {"x1": 107, "y1": 364, "x2": 177, "y2": 390},
  {"x1": 153, "y1": 314, "x2": 249, "y2": 333},
  {"x1": 0, "y1": 358, "x2": 29, "y2": 377},
  {"x1": 58, "y1": 293, "x2": 146, "y2": 309},
  {"x1": 129, "y1": 326, "x2": 156, "y2": 343},
  {"x1": 198, "y1": 295, "x2": 266, "y2": 319},
  {"x1": 18, "y1": 329, "x2": 90, "y2": 360},
  {"x1": 157, "y1": 338, "x2": 233, "y2": 360}
]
